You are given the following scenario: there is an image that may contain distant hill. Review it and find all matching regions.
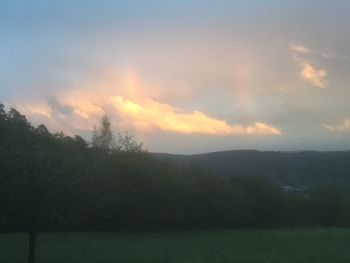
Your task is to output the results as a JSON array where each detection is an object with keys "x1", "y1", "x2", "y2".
[{"x1": 152, "y1": 150, "x2": 350, "y2": 189}]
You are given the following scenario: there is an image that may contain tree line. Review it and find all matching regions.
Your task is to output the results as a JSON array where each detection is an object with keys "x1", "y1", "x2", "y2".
[
  {"x1": 1, "y1": 103, "x2": 350, "y2": 234},
  {"x1": 158, "y1": 150, "x2": 350, "y2": 189}
]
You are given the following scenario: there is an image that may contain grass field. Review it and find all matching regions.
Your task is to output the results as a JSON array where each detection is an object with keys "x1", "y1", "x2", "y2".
[{"x1": 1, "y1": 228, "x2": 350, "y2": 263}]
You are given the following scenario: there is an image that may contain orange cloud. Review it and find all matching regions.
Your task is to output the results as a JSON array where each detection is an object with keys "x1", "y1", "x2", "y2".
[
  {"x1": 300, "y1": 62, "x2": 328, "y2": 88},
  {"x1": 13, "y1": 69, "x2": 281, "y2": 137},
  {"x1": 324, "y1": 119, "x2": 350, "y2": 132},
  {"x1": 108, "y1": 96, "x2": 281, "y2": 136},
  {"x1": 16, "y1": 101, "x2": 52, "y2": 118}
]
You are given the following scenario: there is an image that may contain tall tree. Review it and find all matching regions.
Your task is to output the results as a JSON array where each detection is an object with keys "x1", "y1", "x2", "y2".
[
  {"x1": 92, "y1": 114, "x2": 145, "y2": 153},
  {"x1": 0, "y1": 103, "x2": 5, "y2": 118},
  {"x1": 92, "y1": 115, "x2": 114, "y2": 150}
]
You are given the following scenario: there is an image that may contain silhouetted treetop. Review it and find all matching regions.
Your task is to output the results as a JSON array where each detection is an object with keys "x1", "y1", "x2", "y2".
[
  {"x1": 92, "y1": 115, "x2": 114, "y2": 150},
  {"x1": 92, "y1": 114, "x2": 145, "y2": 153}
]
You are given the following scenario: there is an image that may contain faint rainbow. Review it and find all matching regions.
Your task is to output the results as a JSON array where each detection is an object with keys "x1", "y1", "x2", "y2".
[{"x1": 232, "y1": 54, "x2": 253, "y2": 115}]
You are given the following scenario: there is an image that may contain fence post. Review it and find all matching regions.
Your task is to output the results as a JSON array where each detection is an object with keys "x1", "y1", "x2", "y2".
[{"x1": 28, "y1": 231, "x2": 37, "y2": 263}]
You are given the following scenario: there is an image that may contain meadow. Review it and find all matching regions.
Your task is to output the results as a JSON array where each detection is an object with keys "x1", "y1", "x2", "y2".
[{"x1": 1, "y1": 228, "x2": 350, "y2": 263}]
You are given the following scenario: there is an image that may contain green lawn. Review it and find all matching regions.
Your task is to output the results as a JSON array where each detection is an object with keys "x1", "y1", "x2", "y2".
[{"x1": 1, "y1": 228, "x2": 350, "y2": 263}]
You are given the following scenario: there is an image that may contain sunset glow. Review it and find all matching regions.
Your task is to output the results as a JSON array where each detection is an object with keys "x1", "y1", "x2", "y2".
[
  {"x1": 108, "y1": 96, "x2": 281, "y2": 135},
  {"x1": 1, "y1": 1, "x2": 350, "y2": 153}
]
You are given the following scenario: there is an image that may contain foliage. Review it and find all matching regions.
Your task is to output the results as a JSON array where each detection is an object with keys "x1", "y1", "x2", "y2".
[
  {"x1": 92, "y1": 115, "x2": 114, "y2": 150},
  {"x1": 1, "y1": 104, "x2": 350, "y2": 233},
  {"x1": 92, "y1": 114, "x2": 145, "y2": 153},
  {"x1": 157, "y1": 150, "x2": 350, "y2": 189}
]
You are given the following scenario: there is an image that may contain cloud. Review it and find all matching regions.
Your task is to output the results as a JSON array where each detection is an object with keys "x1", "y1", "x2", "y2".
[
  {"x1": 300, "y1": 62, "x2": 328, "y2": 88},
  {"x1": 288, "y1": 42, "x2": 330, "y2": 88},
  {"x1": 289, "y1": 43, "x2": 339, "y2": 59},
  {"x1": 324, "y1": 119, "x2": 350, "y2": 132},
  {"x1": 321, "y1": 49, "x2": 337, "y2": 59},
  {"x1": 107, "y1": 96, "x2": 281, "y2": 136},
  {"x1": 14, "y1": 94, "x2": 282, "y2": 137},
  {"x1": 289, "y1": 43, "x2": 312, "y2": 54},
  {"x1": 15, "y1": 101, "x2": 52, "y2": 118},
  {"x1": 9, "y1": 68, "x2": 282, "y2": 139}
]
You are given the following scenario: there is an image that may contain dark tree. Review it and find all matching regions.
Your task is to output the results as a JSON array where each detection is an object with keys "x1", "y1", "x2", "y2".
[
  {"x1": 92, "y1": 114, "x2": 145, "y2": 153},
  {"x1": 92, "y1": 115, "x2": 114, "y2": 150}
]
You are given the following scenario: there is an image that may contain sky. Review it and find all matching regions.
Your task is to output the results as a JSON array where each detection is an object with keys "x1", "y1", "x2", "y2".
[{"x1": 1, "y1": 0, "x2": 350, "y2": 154}]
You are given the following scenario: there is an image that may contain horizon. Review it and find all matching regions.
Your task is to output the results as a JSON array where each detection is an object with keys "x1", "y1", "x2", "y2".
[
  {"x1": 153, "y1": 148, "x2": 350, "y2": 156},
  {"x1": 1, "y1": 0, "x2": 350, "y2": 154}
]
